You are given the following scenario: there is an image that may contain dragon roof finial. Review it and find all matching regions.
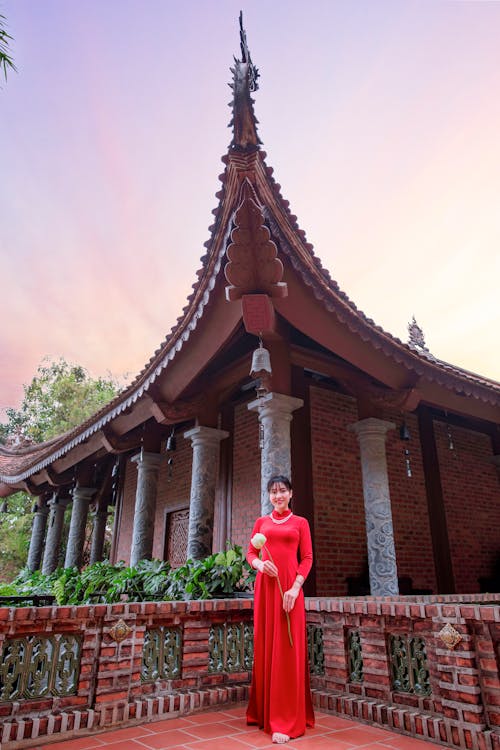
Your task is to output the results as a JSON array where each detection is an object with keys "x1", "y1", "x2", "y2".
[
  {"x1": 408, "y1": 316, "x2": 428, "y2": 351},
  {"x1": 229, "y1": 12, "x2": 261, "y2": 151}
]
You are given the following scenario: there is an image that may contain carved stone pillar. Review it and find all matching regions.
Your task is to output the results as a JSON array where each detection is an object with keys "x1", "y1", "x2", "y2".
[
  {"x1": 130, "y1": 451, "x2": 162, "y2": 567},
  {"x1": 89, "y1": 506, "x2": 108, "y2": 565},
  {"x1": 64, "y1": 486, "x2": 96, "y2": 569},
  {"x1": 349, "y1": 417, "x2": 398, "y2": 596},
  {"x1": 184, "y1": 426, "x2": 229, "y2": 560},
  {"x1": 248, "y1": 392, "x2": 303, "y2": 515},
  {"x1": 41, "y1": 495, "x2": 70, "y2": 574},
  {"x1": 27, "y1": 503, "x2": 50, "y2": 571}
]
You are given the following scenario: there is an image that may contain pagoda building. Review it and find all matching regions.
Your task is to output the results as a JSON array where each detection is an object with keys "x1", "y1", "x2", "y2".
[{"x1": 1, "y1": 17, "x2": 499, "y2": 597}]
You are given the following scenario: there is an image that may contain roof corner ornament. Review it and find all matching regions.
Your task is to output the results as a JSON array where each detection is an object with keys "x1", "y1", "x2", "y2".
[
  {"x1": 229, "y1": 12, "x2": 262, "y2": 151},
  {"x1": 407, "y1": 316, "x2": 428, "y2": 351}
]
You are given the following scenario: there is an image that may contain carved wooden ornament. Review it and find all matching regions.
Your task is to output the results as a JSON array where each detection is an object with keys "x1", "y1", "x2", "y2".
[{"x1": 225, "y1": 180, "x2": 287, "y2": 301}]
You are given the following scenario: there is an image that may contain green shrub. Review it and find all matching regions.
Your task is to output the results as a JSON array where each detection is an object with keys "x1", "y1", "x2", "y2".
[{"x1": 0, "y1": 544, "x2": 255, "y2": 606}]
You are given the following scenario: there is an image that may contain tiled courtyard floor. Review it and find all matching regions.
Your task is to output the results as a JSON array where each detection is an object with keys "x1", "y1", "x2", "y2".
[{"x1": 38, "y1": 704, "x2": 444, "y2": 750}]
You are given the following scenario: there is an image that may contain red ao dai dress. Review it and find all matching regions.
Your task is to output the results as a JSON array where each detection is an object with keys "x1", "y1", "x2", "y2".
[{"x1": 246, "y1": 511, "x2": 315, "y2": 739}]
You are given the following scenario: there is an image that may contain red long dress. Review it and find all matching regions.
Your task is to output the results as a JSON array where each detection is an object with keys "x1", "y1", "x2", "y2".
[{"x1": 246, "y1": 513, "x2": 315, "y2": 739}]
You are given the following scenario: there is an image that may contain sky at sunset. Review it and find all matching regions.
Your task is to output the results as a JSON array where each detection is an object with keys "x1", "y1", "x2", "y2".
[{"x1": 1, "y1": 0, "x2": 499, "y2": 418}]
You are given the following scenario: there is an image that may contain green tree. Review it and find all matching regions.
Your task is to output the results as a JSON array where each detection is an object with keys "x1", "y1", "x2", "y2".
[
  {"x1": 1, "y1": 357, "x2": 119, "y2": 445},
  {"x1": 0, "y1": 358, "x2": 120, "y2": 580},
  {"x1": 0, "y1": 13, "x2": 16, "y2": 82}
]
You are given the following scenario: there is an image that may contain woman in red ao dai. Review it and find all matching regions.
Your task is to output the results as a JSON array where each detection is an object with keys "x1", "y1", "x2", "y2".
[{"x1": 246, "y1": 475, "x2": 314, "y2": 744}]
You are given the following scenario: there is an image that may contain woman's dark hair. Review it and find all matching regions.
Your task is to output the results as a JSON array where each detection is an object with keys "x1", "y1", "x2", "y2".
[{"x1": 267, "y1": 475, "x2": 292, "y2": 492}]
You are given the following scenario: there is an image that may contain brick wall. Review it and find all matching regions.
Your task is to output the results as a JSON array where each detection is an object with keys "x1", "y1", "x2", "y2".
[
  {"x1": 153, "y1": 436, "x2": 192, "y2": 560},
  {"x1": 435, "y1": 420, "x2": 500, "y2": 593},
  {"x1": 310, "y1": 386, "x2": 366, "y2": 596},
  {"x1": 382, "y1": 409, "x2": 436, "y2": 593},
  {"x1": 230, "y1": 401, "x2": 261, "y2": 551}
]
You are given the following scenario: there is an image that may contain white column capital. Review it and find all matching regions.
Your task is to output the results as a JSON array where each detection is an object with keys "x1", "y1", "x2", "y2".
[
  {"x1": 248, "y1": 391, "x2": 304, "y2": 419},
  {"x1": 348, "y1": 417, "x2": 396, "y2": 440},
  {"x1": 48, "y1": 495, "x2": 71, "y2": 510},
  {"x1": 71, "y1": 486, "x2": 96, "y2": 503},
  {"x1": 183, "y1": 426, "x2": 229, "y2": 447},
  {"x1": 131, "y1": 450, "x2": 163, "y2": 470}
]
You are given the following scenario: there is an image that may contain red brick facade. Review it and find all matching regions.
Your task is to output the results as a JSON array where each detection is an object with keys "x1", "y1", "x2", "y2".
[
  {"x1": 115, "y1": 386, "x2": 499, "y2": 595},
  {"x1": 435, "y1": 420, "x2": 499, "y2": 593}
]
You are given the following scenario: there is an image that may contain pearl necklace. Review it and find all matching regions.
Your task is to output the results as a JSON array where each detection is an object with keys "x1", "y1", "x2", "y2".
[{"x1": 269, "y1": 512, "x2": 294, "y2": 525}]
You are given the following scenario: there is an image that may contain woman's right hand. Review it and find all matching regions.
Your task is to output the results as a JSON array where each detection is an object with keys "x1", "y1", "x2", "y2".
[{"x1": 259, "y1": 559, "x2": 278, "y2": 577}]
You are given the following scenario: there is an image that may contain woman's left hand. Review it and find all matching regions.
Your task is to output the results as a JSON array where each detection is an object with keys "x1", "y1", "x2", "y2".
[{"x1": 283, "y1": 585, "x2": 300, "y2": 613}]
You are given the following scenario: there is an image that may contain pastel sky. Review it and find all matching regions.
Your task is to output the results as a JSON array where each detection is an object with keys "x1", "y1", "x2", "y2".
[{"x1": 1, "y1": 0, "x2": 499, "y2": 417}]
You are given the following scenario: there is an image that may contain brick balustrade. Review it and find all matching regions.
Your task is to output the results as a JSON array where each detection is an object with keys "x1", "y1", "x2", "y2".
[{"x1": 0, "y1": 594, "x2": 499, "y2": 750}]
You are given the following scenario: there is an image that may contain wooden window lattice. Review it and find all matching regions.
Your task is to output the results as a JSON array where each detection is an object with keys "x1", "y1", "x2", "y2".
[
  {"x1": 166, "y1": 508, "x2": 189, "y2": 568},
  {"x1": 208, "y1": 622, "x2": 254, "y2": 674},
  {"x1": 347, "y1": 629, "x2": 364, "y2": 683},
  {"x1": 0, "y1": 634, "x2": 81, "y2": 702},
  {"x1": 389, "y1": 634, "x2": 431, "y2": 696},
  {"x1": 142, "y1": 627, "x2": 182, "y2": 682}
]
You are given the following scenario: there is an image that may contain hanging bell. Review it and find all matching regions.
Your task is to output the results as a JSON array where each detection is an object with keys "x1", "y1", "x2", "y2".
[
  {"x1": 399, "y1": 421, "x2": 411, "y2": 441},
  {"x1": 166, "y1": 429, "x2": 177, "y2": 452},
  {"x1": 250, "y1": 340, "x2": 272, "y2": 378}
]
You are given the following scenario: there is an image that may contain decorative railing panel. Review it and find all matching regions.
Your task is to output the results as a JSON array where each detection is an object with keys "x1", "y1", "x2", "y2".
[
  {"x1": 307, "y1": 623, "x2": 325, "y2": 676},
  {"x1": 347, "y1": 629, "x2": 364, "y2": 683},
  {"x1": 0, "y1": 634, "x2": 81, "y2": 702},
  {"x1": 389, "y1": 634, "x2": 431, "y2": 696},
  {"x1": 142, "y1": 627, "x2": 182, "y2": 682},
  {"x1": 208, "y1": 621, "x2": 253, "y2": 674}
]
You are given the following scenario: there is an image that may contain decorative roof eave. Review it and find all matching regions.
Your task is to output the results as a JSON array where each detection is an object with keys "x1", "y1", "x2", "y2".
[{"x1": 248, "y1": 154, "x2": 500, "y2": 410}]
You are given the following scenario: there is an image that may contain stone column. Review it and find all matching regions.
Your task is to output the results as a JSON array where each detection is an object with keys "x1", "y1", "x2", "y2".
[
  {"x1": 349, "y1": 417, "x2": 399, "y2": 596},
  {"x1": 130, "y1": 451, "x2": 162, "y2": 567},
  {"x1": 89, "y1": 506, "x2": 108, "y2": 565},
  {"x1": 27, "y1": 503, "x2": 50, "y2": 571},
  {"x1": 248, "y1": 392, "x2": 304, "y2": 515},
  {"x1": 42, "y1": 495, "x2": 70, "y2": 574},
  {"x1": 64, "y1": 486, "x2": 96, "y2": 569},
  {"x1": 184, "y1": 426, "x2": 229, "y2": 560}
]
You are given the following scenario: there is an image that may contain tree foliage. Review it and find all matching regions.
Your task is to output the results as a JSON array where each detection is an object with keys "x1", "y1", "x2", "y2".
[
  {"x1": 0, "y1": 358, "x2": 120, "y2": 580},
  {"x1": 1, "y1": 357, "x2": 119, "y2": 445},
  {"x1": 0, "y1": 13, "x2": 16, "y2": 82}
]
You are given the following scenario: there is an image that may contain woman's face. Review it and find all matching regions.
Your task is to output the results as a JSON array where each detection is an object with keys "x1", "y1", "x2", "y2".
[{"x1": 269, "y1": 482, "x2": 292, "y2": 514}]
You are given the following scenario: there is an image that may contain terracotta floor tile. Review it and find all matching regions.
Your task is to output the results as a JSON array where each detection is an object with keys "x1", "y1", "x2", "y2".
[
  {"x1": 185, "y1": 739, "x2": 254, "y2": 750},
  {"x1": 315, "y1": 716, "x2": 359, "y2": 731},
  {"x1": 372, "y1": 736, "x2": 437, "y2": 750},
  {"x1": 217, "y1": 706, "x2": 248, "y2": 718},
  {"x1": 289, "y1": 738, "x2": 356, "y2": 749},
  {"x1": 334, "y1": 728, "x2": 393, "y2": 744},
  {"x1": 183, "y1": 712, "x2": 230, "y2": 725},
  {"x1": 131, "y1": 729, "x2": 198, "y2": 749},
  {"x1": 96, "y1": 728, "x2": 154, "y2": 742},
  {"x1": 180, "y1": 722, "x2": 242, "y2": 740},
  {"x1": 217, "y1": 717, "x2": 250, "y2": 732},
  {"x1": 148, "y1": 719, "x2": 197, "y2": 733},
  {"x1": 38, "y1": 738, "x2": 107, "y2": 750},
  {"x1": 233, "y1": 729, "x2": 278, "y2": 747},
  {"x1": 41, "y1": 705, "x2": 443, "y2": 750}
]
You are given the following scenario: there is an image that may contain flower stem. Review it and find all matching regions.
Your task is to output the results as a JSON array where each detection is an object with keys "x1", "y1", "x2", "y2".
[{"x1": 264, "y1": 546, "x2": 294, "y2": 647}]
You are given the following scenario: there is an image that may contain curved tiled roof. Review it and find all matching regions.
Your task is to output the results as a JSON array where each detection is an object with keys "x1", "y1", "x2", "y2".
[{"x1": 1, "y1": 21, "x2": 499, "y2": 490}]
